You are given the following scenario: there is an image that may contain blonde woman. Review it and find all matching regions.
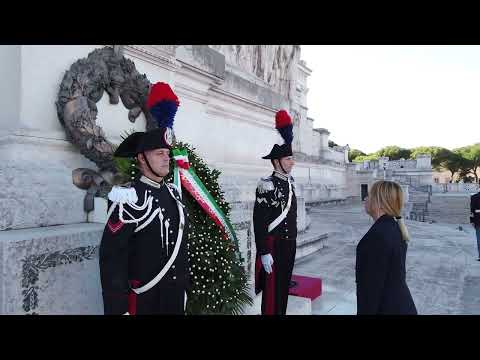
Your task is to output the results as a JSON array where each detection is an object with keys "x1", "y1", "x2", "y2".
[{"x1": 356, "y1": 180, "x2": 417, "y2": 315}]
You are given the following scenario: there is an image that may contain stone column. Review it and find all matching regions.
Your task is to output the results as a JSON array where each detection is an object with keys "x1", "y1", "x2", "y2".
[{"x1": 315, "y1": 128, "x2": 330, "y2": 157}]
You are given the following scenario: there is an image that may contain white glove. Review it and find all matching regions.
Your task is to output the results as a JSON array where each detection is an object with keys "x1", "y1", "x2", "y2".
[
  {"x1": 261, "y1": 254, "x2": 274, "y2": 274},
  {"x1": 123, "y1": 311, "x2": 130, "y2": 315}
]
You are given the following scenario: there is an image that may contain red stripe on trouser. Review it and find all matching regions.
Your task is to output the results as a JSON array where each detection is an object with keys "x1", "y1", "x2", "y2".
[
  {"x1": 255, "y1": 256, "x2": 261, "y2": 289},
  {"x1": 128, "y1": 280, "x2": 141, "y2": 315},
  {"x1": 264, "y1": 236, "x2": 276, "y2": 315}
]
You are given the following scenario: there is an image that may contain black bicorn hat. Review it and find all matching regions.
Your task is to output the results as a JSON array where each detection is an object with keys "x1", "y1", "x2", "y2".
[
  {"x1": 262, "y1": 143, "x2": 293, "y2": 160},
  {"x1": 113, "y1": 127, "x2": 174, "y2": 158},
  {"x1": 262, "y1": 110, "x2": 294, "y2": 160}
]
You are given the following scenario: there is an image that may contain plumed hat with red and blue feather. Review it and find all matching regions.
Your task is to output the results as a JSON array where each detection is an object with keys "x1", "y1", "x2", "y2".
[
  {"x1": 262, "y1": 110, "x2": 294, "y2": 160},
  {"x1": 114, "y1": 82, "x2": 180, "y2": 157}
]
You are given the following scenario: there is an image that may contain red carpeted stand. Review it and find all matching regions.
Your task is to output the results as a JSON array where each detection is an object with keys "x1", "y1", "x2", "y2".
[{"x1": 288, "y1": 274, "x2": 322, "y2": 301}]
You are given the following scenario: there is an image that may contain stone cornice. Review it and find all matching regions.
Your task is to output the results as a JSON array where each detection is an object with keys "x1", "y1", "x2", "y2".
[
  {"x1": 176, "y1": 60, "x2": 224, "y2": 86},
  {"x1": 314, "y1": 128, "x2": 330, "y2": 135},
  {"x1": 208, "y1": 86, "x2": 278, "y2": 114},
  {"x1": 122, "y1": 45, "x2": 180, "y2": 72}
]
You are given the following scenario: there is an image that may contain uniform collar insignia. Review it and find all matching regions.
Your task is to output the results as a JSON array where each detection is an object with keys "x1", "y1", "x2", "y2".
[
  {"x1": 140, "y1": 175, "x2": 165, "y2": 188},
  {"x1": 273, "y1": 171, "x2": 289, "y2": 182}
]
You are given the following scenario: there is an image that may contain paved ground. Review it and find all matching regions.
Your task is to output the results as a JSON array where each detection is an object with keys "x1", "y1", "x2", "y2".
[{"x1": 294, "y1": 203, "x2": 480, "y2": 315}]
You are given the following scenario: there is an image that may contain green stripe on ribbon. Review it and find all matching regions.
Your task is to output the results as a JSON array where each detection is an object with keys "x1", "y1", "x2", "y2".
[
  {"x1": 172, "y1": 148, "x2": 238, "y2": 243},
  {"x1": 181, "y1": 169, "x2": 237, "y2": 243}
]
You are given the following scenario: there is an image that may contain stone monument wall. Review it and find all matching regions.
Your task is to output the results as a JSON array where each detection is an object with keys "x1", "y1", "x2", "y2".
[{"x1": 0, "y1": 45, "x2": 348, "y2": 314}]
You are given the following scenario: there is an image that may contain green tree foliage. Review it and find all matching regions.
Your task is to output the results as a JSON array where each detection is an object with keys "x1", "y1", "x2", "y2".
[
  {"x1": 455, "y1": 143, "x2": 480, "y2": 183},
  {"x1": 353, "y1": 154, "x2": 379, "y2": 163},
  {"x1": 441, "y1": 150, "x2": 465, "y2": 180},
  {"x1": 409, "y1": 146, "x2": 451, "y2": 170},
  {"x1": 348, "y1": 149, "x2": 366, "y2": 162},
  {"x1": 346, "y1": 142, "x2": 479, "y2": 184},
  {"x1": 328, "y1": 140, "x2": 338, "y2": 148},
  {"x1": 375, "y1": 146, "x2": 411, "y2": 161}
]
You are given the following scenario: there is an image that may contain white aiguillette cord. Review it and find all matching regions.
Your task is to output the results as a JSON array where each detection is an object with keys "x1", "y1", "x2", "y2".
[
  {"x1": 268, "y1": 178, "x2": 293, "y2": 233},
  {"x1": 159, "y1": 209, "x2": 164, "y2": 247},
  {"x1": 165, "y1": 219, "x2": 170, "y2": 256},
  {"x1": 130, "y1": 181, "x2": 186, "y2": 294},
  {"x1": 131, "y1": 199, "x2": 185, "y2": 295}
]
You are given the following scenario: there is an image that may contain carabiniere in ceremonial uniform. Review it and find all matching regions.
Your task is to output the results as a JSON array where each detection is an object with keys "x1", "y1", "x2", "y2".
[
  {"x1": 99, "y1": 82, "x2": 190, "y2": 315},
  {"x1": 253, "y1": 110, "x2": 297, "y2": 315}
]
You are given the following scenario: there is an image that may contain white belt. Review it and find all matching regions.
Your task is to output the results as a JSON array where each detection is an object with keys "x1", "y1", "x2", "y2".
[
  {"x1": 131, "y1": 199, "x2": 185, "y2": 295},
  {"x1": 268, "y1": 179, "x2": 293, "y2": 233}
]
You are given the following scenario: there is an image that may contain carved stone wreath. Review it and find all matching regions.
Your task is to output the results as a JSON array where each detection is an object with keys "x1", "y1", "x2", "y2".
[
  {"x1": 56, "y1": 46, "x2": 157, "y2": 173},
  {"x1": 21, "y1": 246, "x2": 99, "y2": 315}
]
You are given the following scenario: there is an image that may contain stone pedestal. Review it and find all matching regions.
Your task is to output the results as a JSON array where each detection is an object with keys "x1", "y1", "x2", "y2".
[
  {"x1": 0, "y1": 45, "x2": 349, "y2": 315},
  {"x1": 243, "y1": 293, "x2": 312, "y2": 315},
  {"x1": 0, "y1": 223, "x2": 104, "y2": 315},
  {"x1": 0, "y1": 134, "x2": 95, "y2": 231}
]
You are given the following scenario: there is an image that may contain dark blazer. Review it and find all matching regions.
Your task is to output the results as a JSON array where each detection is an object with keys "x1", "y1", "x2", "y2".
[
  {"x1": 356, "y1": 215, "x2": 417, "y2": 315},
  {"x1": 470, "y1": 192, "x2": 480, "y2": 227}
]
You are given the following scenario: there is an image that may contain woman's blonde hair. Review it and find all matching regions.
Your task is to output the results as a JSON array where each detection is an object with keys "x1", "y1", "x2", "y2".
[{"x1": 367, "y1": 180, "x2": 410, "y2": 242}]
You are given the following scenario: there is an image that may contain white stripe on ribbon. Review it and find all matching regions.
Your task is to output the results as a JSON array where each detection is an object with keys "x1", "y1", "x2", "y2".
[
  {"x1": 174, "y1": 155, "x2": 189, "y2": 162},
  {"x1": 179, "y1": 168, "x2": 235, "y2": 241}
]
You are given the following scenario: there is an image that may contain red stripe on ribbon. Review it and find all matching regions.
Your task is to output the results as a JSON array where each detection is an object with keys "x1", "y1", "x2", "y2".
[
  {"x1": 180, "y1": 172, "x2": 229, "y2": 240},
  {"x1": 176, "y1": 160, "x2": 190, "y2": 170}
]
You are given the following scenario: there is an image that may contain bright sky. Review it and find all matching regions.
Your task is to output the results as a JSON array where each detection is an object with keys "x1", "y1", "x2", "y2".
[{"x1": 300, "y1": 45, "x2": 480, "y2": 154}]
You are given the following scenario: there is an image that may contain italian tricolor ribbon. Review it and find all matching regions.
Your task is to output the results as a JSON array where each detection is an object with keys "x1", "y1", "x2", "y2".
[{"x1": 172, "y1": 148, "x2": 238, "y2": 243}]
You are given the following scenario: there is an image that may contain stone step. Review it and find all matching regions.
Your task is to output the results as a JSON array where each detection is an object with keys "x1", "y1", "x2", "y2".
[
  {"x1": 430, "y1": 202, "x2": 472, "y2": 204},
  {"x1": 296, "y1": 232, "x2": 329, "y2": 261},
  {"x1": 428, "y1": 204, "x2": 470, "y2": 211},
  {"x1": 244, "y1": 293, "x2": 312, "y2": 315},
  {"x1": 428, "y1": 206, "x2": 470, "y2": 210},
  {"x1": 424, "y1": 215, "x2": 471, "y2": 224},
  {"x1": 420, "y1": 194, "x2": 471, "y2": 224},
  {"x1": 429, "y1": 207, "x2": 471, "y2": 209},
  {"x1": 429, "y1": 209, "x2": 470, "y2": 212},
  {"x1": 287, "y1": 295, "x2": 312, "y2": 315}
]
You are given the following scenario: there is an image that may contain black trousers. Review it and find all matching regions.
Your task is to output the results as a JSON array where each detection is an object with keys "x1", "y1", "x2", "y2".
[
  {"x1": 128, "y1": 280, "x2": 186, "y2": 315},
  {"x1": 257, "y1": 236, "x2": 297, "y2": 315}
]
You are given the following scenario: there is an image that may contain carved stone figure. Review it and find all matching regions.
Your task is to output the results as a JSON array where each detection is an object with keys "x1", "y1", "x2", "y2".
[{"x1": 209, "y1": 45, "x2": 300, "y2": 99}]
